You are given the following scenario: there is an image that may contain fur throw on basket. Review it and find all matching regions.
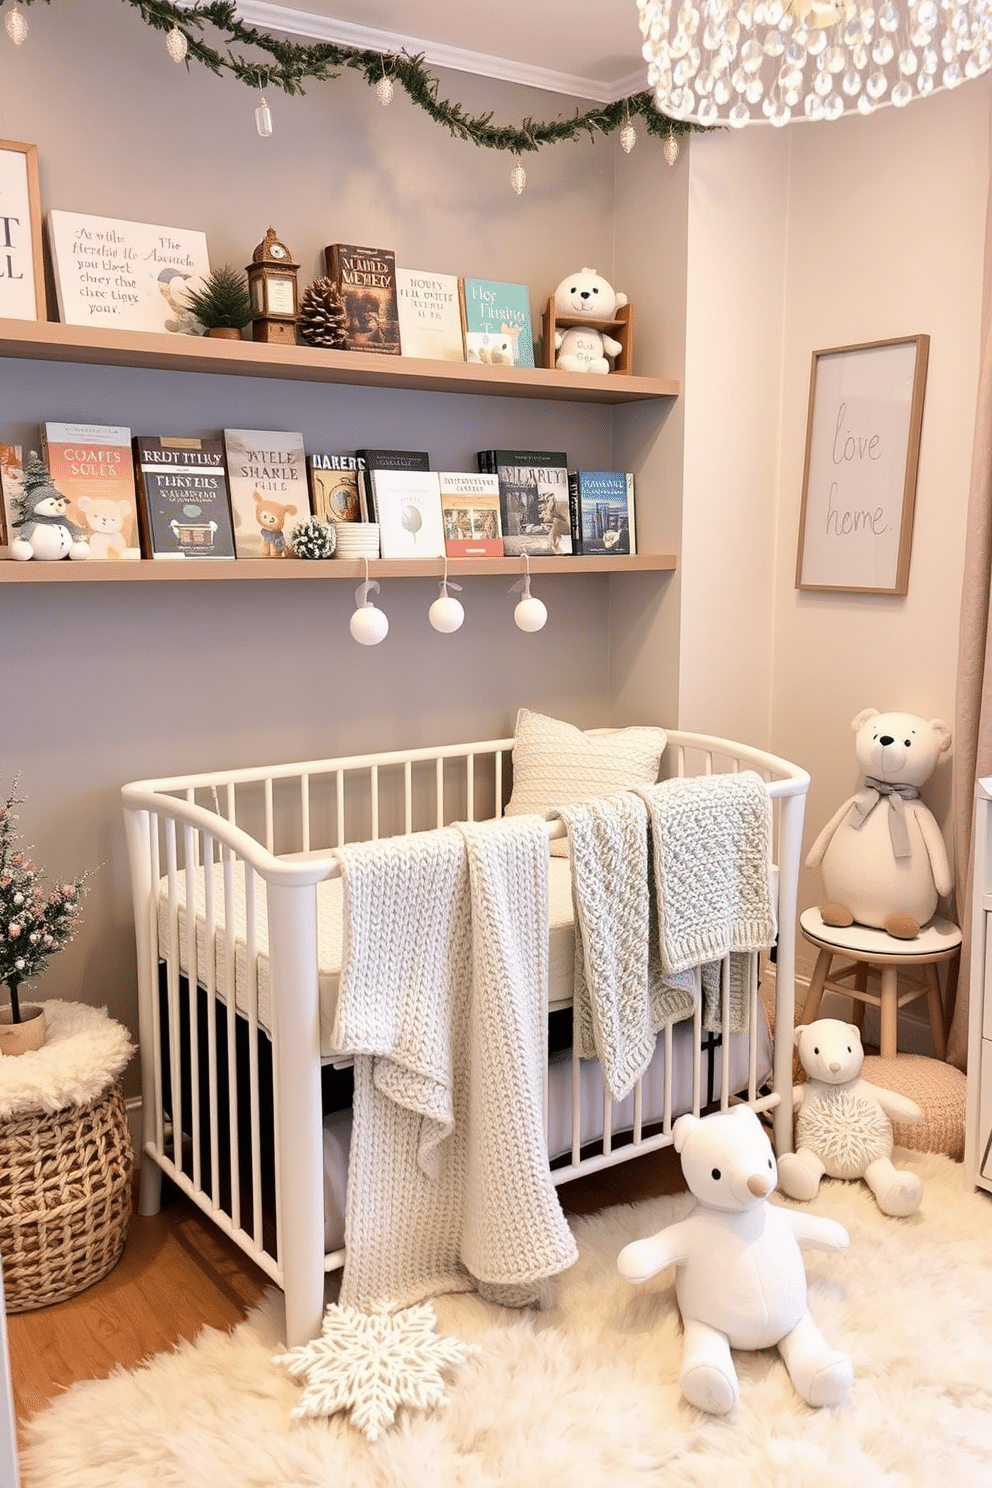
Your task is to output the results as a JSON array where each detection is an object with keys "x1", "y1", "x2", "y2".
[{"x1": 0, "y1": 1000, "x2": 134, "y2": 1118}]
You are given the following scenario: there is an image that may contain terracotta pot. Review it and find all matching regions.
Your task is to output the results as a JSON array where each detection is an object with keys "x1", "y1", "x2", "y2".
[
  {"x1": 205, "y1": 326, "x2": 243, "y2": 340},
  {"x1": 0, "y1": 1003, "x2": 47, "y2": 1056}
]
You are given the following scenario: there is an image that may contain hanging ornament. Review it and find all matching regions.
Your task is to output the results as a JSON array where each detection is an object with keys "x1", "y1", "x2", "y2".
[
  {"x1": 255, "y1": 94, "x2": 273, "y2": 137},
  {"x1": 428, "y1": 565, "x2": 464, "y2": 634},
  {"x1": 620, "y1": 122, "x2": 636, "y2": 154},
  {"x1": 663, "y1": 129, "x2": 680, "y2": 168},
  {"x1": 376, "y1": 74, "x2": 394, "y2": 106},
  {"x1": 165, "y1": 25, "x2": 187, "y2": 64},
  {"x1": 510, "y1": 159, "x2": 527, "y2": 196},
  {"x1": 4, "y1": 4, "x2": 27, "y2": 44},
  {"x1": 510, "y1": 561, "x2": 547, "y2": 633},
  {"x1": 350, "y1": 567, "x2": 389, "y2": 646}
]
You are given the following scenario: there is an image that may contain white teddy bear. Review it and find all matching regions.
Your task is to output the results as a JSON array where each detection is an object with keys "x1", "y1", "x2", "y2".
[
  {"x1": 617, "y1": 1105, "x2": 852, "y2": 1415},
  {"x1": 552, "y1": 268, "x2": 627, "y2": 374},
  {"x1": 777, "y1": 1018, "x2": 924, "y2": 1217},
  {"x1": 805, "y1": 707, "x2": 952, "y2": 939}
]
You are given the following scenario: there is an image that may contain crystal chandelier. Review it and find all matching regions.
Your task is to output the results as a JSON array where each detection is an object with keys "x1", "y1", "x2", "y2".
[{"x1": 637, "y1": 0, "x2": 992, "y2": 127}]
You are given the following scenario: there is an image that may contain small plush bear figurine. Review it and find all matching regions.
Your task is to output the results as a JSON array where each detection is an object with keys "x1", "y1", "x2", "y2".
[
  {"x1": 617, "y1": 1105, "x2": 852, "y2": 1416},
  {"x1": 777, "y1": 1018, "x2": 924, "y2": 1217},
  {"x1": 552, "y1": 268, "x2": 627, "y2": 374},
  {"x1": 805, "y1": 707, "x2": 952, "y2": 939}
]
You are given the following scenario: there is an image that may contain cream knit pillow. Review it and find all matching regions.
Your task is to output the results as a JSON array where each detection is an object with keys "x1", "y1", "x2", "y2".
[{"x1": 505, "y1": 708, "x2": 668, "y2": 855}]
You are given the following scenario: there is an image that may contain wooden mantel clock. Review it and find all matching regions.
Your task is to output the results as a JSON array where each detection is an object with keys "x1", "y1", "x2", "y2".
[{"x1": 247, "y1": 228, "x2": 300, "y2": 344}]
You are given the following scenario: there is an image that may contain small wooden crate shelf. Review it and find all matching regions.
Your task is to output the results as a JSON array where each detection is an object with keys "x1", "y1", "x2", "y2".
[{"x1": 541, "y1": 299, "x2": 634, "y2": 376}]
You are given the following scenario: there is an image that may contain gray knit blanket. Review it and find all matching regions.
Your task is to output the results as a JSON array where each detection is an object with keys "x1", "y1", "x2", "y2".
[{"x1": 329, "y1": 816, "x2": 577, "y2": 1316}]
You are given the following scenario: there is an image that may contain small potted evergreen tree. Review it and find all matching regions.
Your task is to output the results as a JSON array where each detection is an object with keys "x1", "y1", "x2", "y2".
[
  {"x1": 0, "y1": 780, "x2": 90, "y2": 1056},
  {"x1": 183, "y1": 264, "x2": 254, "y2": 339}
]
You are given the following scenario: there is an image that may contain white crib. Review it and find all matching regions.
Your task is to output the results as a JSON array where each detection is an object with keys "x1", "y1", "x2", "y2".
[{"x1": 122, "y1": 729, "x2": 809, "y2": 1347}]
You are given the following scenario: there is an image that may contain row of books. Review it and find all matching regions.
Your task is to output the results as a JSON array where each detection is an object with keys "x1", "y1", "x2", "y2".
[
  {"x1": 327, "y1": 244, "x2": 536, "y2": 368},
  {"x1": 0, "y1": 425, "x2": 636, "y2": 563}
]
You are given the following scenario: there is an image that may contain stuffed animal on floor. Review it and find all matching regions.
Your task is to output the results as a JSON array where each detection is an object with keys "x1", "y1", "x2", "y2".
[
  {"x1": 617, "y1": 1105, "x2": 852, "y2": 1415},
  {"x1": 805, "y1": 708, "x2": 952, "y2": 939},
  {"x1": 551, "y1": 269, "x2": 627, "y2": 374},
  {"x1": 777, "y1": 1018, "x2": 924, "y2": 1217}
]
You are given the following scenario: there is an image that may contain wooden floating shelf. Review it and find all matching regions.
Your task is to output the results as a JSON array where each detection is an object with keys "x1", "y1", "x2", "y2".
[
  {"x1": 0, "y1": 319, "x2": 679, "y2": 404},
  {"x1": 0, "y1": 554, "x2": 677, "y2": 584}
]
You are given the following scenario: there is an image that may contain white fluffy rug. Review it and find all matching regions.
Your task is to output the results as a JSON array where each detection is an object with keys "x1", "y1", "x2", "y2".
[{"x1": 22, "y1": 1149, "x2": 992, "y2": 1488}]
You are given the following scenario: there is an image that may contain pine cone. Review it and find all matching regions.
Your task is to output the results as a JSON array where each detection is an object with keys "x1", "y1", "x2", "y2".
[{"x1": 298, "y1": 278, "x2": 349, "y2": 349}]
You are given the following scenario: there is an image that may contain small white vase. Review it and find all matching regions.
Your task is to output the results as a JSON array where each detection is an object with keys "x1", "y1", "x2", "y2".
[{"x1": 0, "y1": 1003, "x2": 47, "y2": 1056}]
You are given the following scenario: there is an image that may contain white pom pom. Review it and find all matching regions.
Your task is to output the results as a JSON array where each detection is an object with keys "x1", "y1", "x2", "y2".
[
  {"x1": 429, "y1": 594, "x2": 465, "y2": 633},
  {"x1": 350, "y1": 604, "x2": 389, "y2": 645},
  {"x1": 514, "y1": 595, "x2": 547, "y2": 632}
]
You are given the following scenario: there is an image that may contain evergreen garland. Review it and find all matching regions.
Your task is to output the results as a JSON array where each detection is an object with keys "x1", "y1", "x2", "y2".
[{"x1": 12, "y1": 1, "x2": 699, "y2": 153}]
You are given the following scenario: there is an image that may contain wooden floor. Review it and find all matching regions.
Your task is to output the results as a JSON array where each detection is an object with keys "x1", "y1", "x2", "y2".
[{"x1": 7, "y1": 1146, "x2": 687, "y2": 1456}]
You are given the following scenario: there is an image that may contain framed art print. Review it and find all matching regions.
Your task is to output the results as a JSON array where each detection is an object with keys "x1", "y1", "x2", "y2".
[
  {"x1": 0, "y1": 140, "x2": 45, "y2": 320},
  {"x1": 795, "y1": 334, "x2": 929, "y2": 595}
]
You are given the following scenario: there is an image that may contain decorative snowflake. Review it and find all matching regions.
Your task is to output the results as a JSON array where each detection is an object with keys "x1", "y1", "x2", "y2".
[{"x1": 273, "y1": 1300, "x2": 478, "y2": 1441}]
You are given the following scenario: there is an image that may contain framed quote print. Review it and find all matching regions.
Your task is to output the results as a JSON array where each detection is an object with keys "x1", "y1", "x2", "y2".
[
  {"x1": 0, "y1": 140, "x2": 45, "y2": 320},
  {"x1": 795, "y1": 334, "x2": 929, "y2": 595}
]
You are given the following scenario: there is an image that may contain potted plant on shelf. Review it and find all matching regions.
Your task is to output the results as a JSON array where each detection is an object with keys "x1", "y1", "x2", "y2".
[
  {"x1": 183, "y1": 263, "x2": 254, "y2": 340},
  {"x1": 0, "y1": 779, "x2": 90, "y2": 1056}
]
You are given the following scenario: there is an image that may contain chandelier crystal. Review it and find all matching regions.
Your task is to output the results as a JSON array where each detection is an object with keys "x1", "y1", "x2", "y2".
[{"x1": 637, "y1": 0, "x2": 992, "y2": 127}]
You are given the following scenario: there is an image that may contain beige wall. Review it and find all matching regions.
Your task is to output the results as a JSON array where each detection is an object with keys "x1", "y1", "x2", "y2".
[{"x1": 2, "y1": 0, "x2": 990, "y2": 1067}]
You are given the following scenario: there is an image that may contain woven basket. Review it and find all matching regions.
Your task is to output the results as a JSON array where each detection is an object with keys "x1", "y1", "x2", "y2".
[{"x1": 0, "y1": 1078, "x2": 133, "y2": 1312}]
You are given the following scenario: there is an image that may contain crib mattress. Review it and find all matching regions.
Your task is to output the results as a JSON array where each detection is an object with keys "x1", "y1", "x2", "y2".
[{"x1": 158, "y1": 855, "x2": 580, "y2": 1057}]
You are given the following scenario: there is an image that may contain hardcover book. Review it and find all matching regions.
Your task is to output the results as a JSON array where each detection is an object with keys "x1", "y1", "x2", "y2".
[
  {"x1": 0, "y1": 443, "x2": 24, "y2": 549},
  {"x1": 132, "y1": 435, "x2": 236, "y2": 559},
  {"x1": 396, "y1": 268, "x2": 464, "y2": 362},
  {"x1": 459, "y1": 279, "x2": 535, "y2": 368},
  {"x1": 46, "y1": 210, "x2": 210, "y2": 334},
  {"x1": 356, "y1": 448, "x2": 431, "y2": 522},
  {"x1": 222, "y1": 428, "x2": 309, "y2": 559},
  {"x1": 324, "y1": 243, "x2": 401, "y2": 355},
  {"x1": 480, "y1": 448, "x2": 570, "y2": 556},
  {"x1": 368, "y1": 468, "x2": 445, "y2": 559},
  {"x1": 438, "y1": 472, "x2": 503, "y2": 557},
  {"x1": 41, "y1": 422, "x2": 141, "y2": 559},
  {"x1": 568, "y1": 470, "x2": 636, "y2": 556},
  {"x1": 308, "y1": 453, "x2": 367, "y2": 525}
]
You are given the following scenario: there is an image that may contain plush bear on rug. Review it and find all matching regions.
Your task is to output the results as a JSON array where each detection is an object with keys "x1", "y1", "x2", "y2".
[
  {"x1": 777, "y1": 1019, "x2": 924, "y2": 1217},
  {"x1": 805, "y1": 708, "x2": 952, "y2": 939},
  {"x1": 617, "y1": 1105, "x2": 852, "y2": 1415}
]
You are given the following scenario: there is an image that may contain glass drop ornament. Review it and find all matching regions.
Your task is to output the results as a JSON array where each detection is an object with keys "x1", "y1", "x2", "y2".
[
  {"x1": 620, "y1": 122, "x2": 637, "y2": 153},
  {"x1": 376, "y1": 75, "x2": 394, "y2": 106},
  {"x1": 4, "y1": 5, "x2": 26, "y2": 44},
  {"x1": 165, "y1": 25, "x2": 188, "y2": 64},
  {"x1": 510, "y1": 160, "x2": 527, "y2": 195},
  {"x1": 664, "y1": 129, "x2": 680, "y2": 165}
]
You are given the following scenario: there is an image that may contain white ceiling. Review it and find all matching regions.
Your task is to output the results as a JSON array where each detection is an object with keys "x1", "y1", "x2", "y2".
[{"x1": 238, "y1": 0, "x2": 650, "y2": 101}]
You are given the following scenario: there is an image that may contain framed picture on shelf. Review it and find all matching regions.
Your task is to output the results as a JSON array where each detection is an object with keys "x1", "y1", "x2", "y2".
[
  {"x1": 0, "y1": 140, "x2": 45, "y2": 320},
  {"x1": 795, "y1": 334, "x2": 929, "y2": 596}
]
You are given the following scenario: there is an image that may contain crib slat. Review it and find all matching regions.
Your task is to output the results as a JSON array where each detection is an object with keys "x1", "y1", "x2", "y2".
[
  {"x1": 183, "y1": 824, "x2": 203, "y2": 1194},
  {"x1": 221, "y1": 847, "x2": 241, "y2": 1235}
]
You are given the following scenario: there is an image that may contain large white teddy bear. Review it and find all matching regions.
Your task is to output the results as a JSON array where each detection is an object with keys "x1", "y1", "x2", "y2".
[
  {"x1": 805, "y1": 707, "x2": 952, "y2": 939},
  {"x1": 552, "y1": 268, "x2": 627, "y2": 374},
  {"x1": 777, "y1": 1019, "x2": 924, "y2": 1217},
  {"x1": 617, "y1": 1106, "x2": 852, "y2": 1415}
]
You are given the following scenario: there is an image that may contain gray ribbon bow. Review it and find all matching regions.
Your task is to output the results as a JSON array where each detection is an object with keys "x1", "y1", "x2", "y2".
[{"x1": 847, "y1": 776, "x2": 919, "y2": 860}]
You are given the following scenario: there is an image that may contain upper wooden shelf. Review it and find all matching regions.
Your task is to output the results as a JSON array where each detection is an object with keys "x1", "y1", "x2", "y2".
[
  {"x1": 0, "y1": 319, "x2": 680, "y2": 405},
  {"x1": 0, "y1": 553, "x2": 677, "y2": 583}
]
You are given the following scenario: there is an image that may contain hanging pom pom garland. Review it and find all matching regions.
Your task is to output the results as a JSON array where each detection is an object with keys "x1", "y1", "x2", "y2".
[
  {"x1": 350, "y1": 563, "x2": 389, "y2": 646},
  {"x1": 428, "y1": 563, "x2": 464, "y2": 633},
  {"x1": 255, "y1": 94, "x2": 273, "y2": 137},
  {"x1": 4, "y1": 3, "x2": 26, "y2": 44},
  {"x1": 165, "y1": 24, "x2": 187, "y2": 64},
  {"x1": 510, "y1": 559, "x2": 547, "y2": 633}
]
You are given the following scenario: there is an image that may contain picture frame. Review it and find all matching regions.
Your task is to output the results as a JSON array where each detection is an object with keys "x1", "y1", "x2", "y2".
[
  {"x1": 795, "y1": 334, "x2": 929, "y2": 595},
  {"x1": 0, "y1": 139, "x2": 45, "y2": 320}
]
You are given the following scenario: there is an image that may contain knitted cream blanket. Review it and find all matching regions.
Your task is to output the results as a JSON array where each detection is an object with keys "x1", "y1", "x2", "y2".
[
  {"x1": 329, "y1": 816, "x2": 577, "y2": 1315},
  {"x1": 637, "y1": 771, "x2": 777, "y2": 1033},
  {"x1": 552, "y1": 794, "x2": 696, "y2": 1102}
]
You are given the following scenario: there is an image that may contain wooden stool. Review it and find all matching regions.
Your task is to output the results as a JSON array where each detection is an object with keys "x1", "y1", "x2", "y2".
[{"x1": 798, "y1": 907, "x2": 961, "y2": 1061}]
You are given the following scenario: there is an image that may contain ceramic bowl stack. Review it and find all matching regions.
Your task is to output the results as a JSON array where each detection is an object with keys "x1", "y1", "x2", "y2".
[{"x1": 333, "y1": 522, "x2": 380, "y2": 559}]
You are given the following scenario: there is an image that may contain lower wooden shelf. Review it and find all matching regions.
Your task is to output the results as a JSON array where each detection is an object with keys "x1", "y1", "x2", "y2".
[{"x1": 0, "y1": 554, "x2": 676, "y2": 583}]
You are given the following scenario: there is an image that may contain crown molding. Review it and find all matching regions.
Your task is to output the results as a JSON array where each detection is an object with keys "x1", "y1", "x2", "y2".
[{"x1": 231, "y1": 1, "x2": 646, "y2": 102}]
